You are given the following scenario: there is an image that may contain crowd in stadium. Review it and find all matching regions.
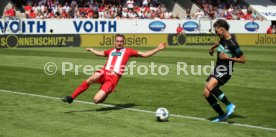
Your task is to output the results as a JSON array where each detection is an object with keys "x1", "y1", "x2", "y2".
[
  {"x1": 194, "y1": 0, "x2": 261, "y2": 20},
  {"x1": 3, "y1": 0, "x2": 265, "y2": 20},
  {"x1": 4, "y1": 0, "x2": 177, "y2": 19}
]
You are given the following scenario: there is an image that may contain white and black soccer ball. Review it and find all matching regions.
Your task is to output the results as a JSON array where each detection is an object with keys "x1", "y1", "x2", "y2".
[{"x1": 155, "y1": 107, "x2": 169, "y2": 122}]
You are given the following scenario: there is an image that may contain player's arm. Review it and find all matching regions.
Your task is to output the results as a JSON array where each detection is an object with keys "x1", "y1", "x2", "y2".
[
  {"x1": 219, "y1": 41, "x2": 246, "y2": 63},
  {"x1": 219, "y1": 53, "x2": 246, "y2": 63},
  {"x1": 209, "y1": 42, "x2": 219, "y2": 56},
  {"x1": 138, "y1": 42, "x2": 166, "y2": 58},
  {"x1": 86, "y1": 48, "x2": 105, "y2": 56}
]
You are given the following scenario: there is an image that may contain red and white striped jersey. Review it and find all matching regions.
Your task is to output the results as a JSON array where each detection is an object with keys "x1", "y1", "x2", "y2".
[{"x1": 103, "y1": 48, "x2": 139, "y2": 75}]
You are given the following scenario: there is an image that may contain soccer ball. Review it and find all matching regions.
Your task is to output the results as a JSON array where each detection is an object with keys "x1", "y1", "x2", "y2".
[{"x1": 155, "y1": 107, "x2": 169, "y2": 122}]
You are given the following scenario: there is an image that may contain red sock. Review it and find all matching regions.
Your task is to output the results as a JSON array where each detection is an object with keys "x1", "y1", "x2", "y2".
[{"x1": 71, "y1": 81, "x2": 90, "y2": 99}]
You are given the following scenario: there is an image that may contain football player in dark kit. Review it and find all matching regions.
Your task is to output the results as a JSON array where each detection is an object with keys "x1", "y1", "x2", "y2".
[{"x1": 204, "y1": 19, "x2": 246, "y2": 122}]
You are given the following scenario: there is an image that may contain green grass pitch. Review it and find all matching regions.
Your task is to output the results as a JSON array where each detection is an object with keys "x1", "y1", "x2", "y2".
[{"x1": 0, "y1": 46, "x2": 275, "y2": 137}]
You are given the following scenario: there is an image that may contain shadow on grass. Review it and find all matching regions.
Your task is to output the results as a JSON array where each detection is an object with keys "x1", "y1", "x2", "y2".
[
  {"x1": 229, "y1": 114, "x2": 247, "y2": 119},
  {"x1": 64, "y1": 103, "x2": 137, "y2": 113},
  {"x1": 207, "y1": 114, "x2": 247, "y2": 123}
]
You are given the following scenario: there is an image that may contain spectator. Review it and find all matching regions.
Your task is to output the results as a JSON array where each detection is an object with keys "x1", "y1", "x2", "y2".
[
  {"x1": 164, "y1": 11, "x2": 172, "y2": 19},
  {"x1": 151, "y1": 0, "x2": 158, "y2": 7},
  {"x1": 61, "y1": 9, "x2": 69, "y2": 18},
  {"x1": 207, "y1": 7, "x2": 215, "y2": 19},
  {"x1": 4, "y1": 6, "x2": 16, "y2": 18},
  {"x1": 128, "y1": 9, "x2": 137, "y2": 19},
  {"x1": 149, "y1": 4, "x2": 156, "y2": 12},
  {"x1": 267, "y1": 25, "x2": 273, "y2": 34},
  {"x1": 150, "y1": 9, "x2": 156, "y2": 19},
  {"x1": 85, "y1": 9, "x2": 93, "y2": 18},
  {"x1": 194, "y1": 9, "x2": 204, "y2": 20},
  {"x1": 160, "y1": 4, "x2": 166, "y2": 13},
  {"x1": 93, "y1": 10, "x2": 99, "y2": 18},
  {"x1": 24, "y1": 3, "x2": 32, "y2": 15},
  {"x1": 38, "y1": 0, "x2": 47, "y2": 6},
  {"x1": 47, "y1": 8, "x2": 55, "y2": 18},
  {"x1": 186, "y1": 8, "x2": 191, "y2": 19},
  {"x1": 63, "y1": 3, "x2": 71, "y2": 14},
  {"x1": 241, "y1": 9, "x2": 253, "y2": 20},
  {"x1": 272, "y1": 25, "x2": 276, "y2": 34},
  {"x1": 142, "y1": 0, "x2": 149, "y2": 7},
  {"x1": 126, "y1": 0, "x2": 134, "y2": 10},
  {"x1": 252, "y1": 11, "x2": 258, "y2": 20},
  {"x1": 176, "y1": 23, "x2": 184, "y2": 34},
  {"x1": 47, "y1": 0, "x2": 53, "y2": 9},
  {"x1": 225, "y1": 12, "x2": 233, "y2": 20},
  {"x1": 236, "y1": 8, "x2": 244, "y2": 20},
  {"x1": 121, "y1": 7, "x2": 128, "y2": 18},
  {"x1": 28, "y1": 9, "x2": 37, "y2": 18},
  {"x1": 202, "y1": 1, "x2": 209, "y2": 13},
  {"x1": 71, "y1": 0, "x2": 77, "y2": 9}
]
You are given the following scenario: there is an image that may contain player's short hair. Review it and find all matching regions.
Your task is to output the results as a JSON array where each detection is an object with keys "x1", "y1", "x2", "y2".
[
  {"x1": 115, "y1": 34, "x2": 125, "y2": 40},
  {"x1": 213, "y1": 19, "x2": 230, "y2": 31}
]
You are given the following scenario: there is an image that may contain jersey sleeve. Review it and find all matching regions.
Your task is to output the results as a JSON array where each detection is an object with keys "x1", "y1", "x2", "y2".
[
  {"x1": 228, "y1": 39, "x2": 243, "y2": 58},
  {"x1": 103, "y1": 48, "x2": 113, "y2": 57},
  {"x1": 128, "y1": 48, "x2": 139, "y2": 57}
]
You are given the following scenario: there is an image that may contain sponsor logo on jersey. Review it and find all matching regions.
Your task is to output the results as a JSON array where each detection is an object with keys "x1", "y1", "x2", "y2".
[
  {"x1": 217, "y1": 44, "x2": 233, "y2": 57},
  {"x1": 111, "y1": 52, "x2": 122, "y2": 56}
]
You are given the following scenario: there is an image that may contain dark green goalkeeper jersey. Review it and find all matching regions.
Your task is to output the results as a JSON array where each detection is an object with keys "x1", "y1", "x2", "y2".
[{"x1": 215, "y1": 37, "x2": 244, "y2": 73}]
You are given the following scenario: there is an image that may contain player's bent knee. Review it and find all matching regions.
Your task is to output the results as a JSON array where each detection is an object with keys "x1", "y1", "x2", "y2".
[
  {"x1": 93, "y1": 95, "x2": 106, "y2": 104},
  {"x1": 93, "y1": 98, "x2": 100, "y2": 104},
  {"x1": 93, "y1": 90, "x2": 107, "y2": 104},
  {"x1": 93, "y1": 97, "x2": 105, "y2": 104},
  {"x1": 93, "y1": 96, "x2": 100, "y2": 104},
  {"x1": 203, "y1": 88, "x2": 210, "y2": 97}
]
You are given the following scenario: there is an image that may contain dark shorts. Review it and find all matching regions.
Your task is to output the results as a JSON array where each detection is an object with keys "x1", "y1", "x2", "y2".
[{"x1": 206, "y1": 70, "x2": 231, "y2": 86}]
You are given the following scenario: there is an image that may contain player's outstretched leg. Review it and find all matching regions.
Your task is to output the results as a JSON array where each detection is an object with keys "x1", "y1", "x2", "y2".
[
  {"x1": 204, "y1": 78, "x2": 228, "y2": 122},
  {"x1": 205, "y1": 95, "x2": 228, "y2": 122},
  {"x1": 212, "y1": 88, "x2": 236, "y2": 117},
  {"x1": 62, "y1": 96, "x2": 73, "y2": 104},
  {"x1": 62, "y1": 81, "x2": 90, "y2": 104},
  {"x1": 93, "y1": 90, "x2": 108, "y2": 104},
  {"x1": 226, "y1": 103, "x2": 236, "y2": 117},
  {"x1": 62, "y1": 72, "x2": 101, "y2": 104}
]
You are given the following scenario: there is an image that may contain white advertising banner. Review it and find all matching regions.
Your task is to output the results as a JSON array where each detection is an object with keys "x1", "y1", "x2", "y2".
[
  {"x1": 0, "y1": 19, "x2": 271, "y2": 34},
  {"x1": 220, "y1": 20, "x2": 271, "y2": 33},
  {"x1": 251, "y1": 5, "x2": 276, "y2": 21}
]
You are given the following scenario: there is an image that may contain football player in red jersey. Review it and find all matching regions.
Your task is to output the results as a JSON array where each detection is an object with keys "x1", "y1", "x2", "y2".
[{"x1": 62, "y1": 34, "x2": 166, "y2": 104}]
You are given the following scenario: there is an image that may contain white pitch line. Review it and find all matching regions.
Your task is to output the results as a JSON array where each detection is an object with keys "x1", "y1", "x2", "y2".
[{"x1": 0, "y1": 89, "x2": 275, "y2": 132}]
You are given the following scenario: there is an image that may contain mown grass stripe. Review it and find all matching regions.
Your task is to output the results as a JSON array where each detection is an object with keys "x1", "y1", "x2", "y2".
[{"x1": 0, "y1": 89, "x2": 275, "y2": 132}]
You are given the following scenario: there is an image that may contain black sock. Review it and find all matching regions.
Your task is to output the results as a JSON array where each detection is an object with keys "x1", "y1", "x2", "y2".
[
  {"x1": 205, "y1": 95, "x2": 225, "y2": 116},
  {"x1": 212, "y1": 89, "x2": 231, "y2": 106}
]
